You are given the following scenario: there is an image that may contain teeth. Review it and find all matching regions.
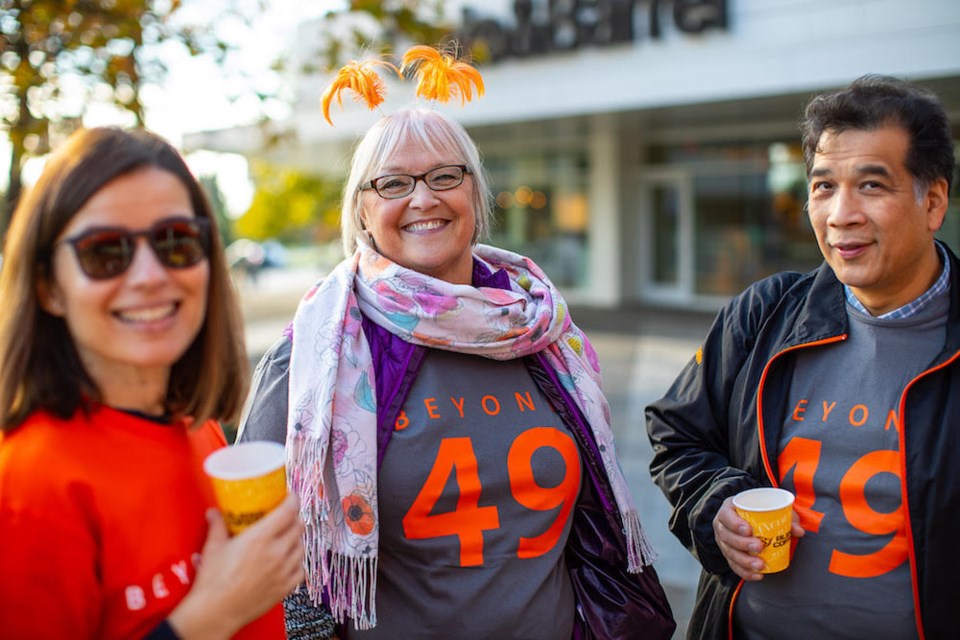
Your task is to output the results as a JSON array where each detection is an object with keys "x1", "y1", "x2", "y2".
[
  {"x1": 405, "y1": 220, "x2": 445, "y2": 232},
  {"x1": 118, "y1": 304, "x2": 176, "y2": 323}
]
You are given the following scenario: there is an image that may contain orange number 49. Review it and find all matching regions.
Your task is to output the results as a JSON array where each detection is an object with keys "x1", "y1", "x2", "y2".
[
  {"x1": 778, "y1": 436, "x2": 908, "y2": 578},
  {"x1": 402, "y1": 428, "x2": 580, "y2": 567}
]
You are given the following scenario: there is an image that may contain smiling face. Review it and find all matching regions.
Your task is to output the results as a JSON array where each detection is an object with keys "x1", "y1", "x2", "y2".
[
  {"x1": 807, "y1": 125, "x2": 949, "y2": 315},
  {"x1": 359, "y1": 139, "x2": 476, "y2": 284},
  {"x1": 39, "y1": 167, "x2": 209, "y2": 410}
]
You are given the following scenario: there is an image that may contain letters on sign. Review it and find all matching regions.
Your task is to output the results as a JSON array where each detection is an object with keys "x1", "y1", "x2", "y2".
[{"x1": 455, "y1": 0, "x2": 729, "y2": 63}]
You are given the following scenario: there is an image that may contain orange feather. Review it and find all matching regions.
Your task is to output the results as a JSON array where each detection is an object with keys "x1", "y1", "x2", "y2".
[
  {"x1": 400, "y1": 45, "x2": 484, "y2": 105},
  {"x1": 320, "y1": 59, "x2": 400, "y2": 125}
]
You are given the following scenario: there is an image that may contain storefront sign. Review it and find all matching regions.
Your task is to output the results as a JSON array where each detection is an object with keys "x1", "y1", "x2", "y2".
[{"x1": 456, "y1": 0, "x2": 728, "y2": 62}]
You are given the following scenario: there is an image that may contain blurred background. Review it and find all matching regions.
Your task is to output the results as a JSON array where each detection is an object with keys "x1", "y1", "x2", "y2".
[
  {"x1": 2, "y1": 1, "x2": 959, "y2": 635},
  {"x1": 2, "y1": 0, "x2": 958, "y2": 312}
]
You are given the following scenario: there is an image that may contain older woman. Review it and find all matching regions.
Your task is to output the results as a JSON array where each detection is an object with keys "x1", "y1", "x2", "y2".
[
  {"x1": 0, "y1": 127, "x2": 304, "y2": 639},
  {"x1": 238, "y1": 107, "x2": 674, "y2": 639}
]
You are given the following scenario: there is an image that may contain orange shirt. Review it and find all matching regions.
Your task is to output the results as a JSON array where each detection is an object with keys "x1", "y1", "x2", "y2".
[{"x1": 0, "y1": 406, "x2": 284, "y2": 639}]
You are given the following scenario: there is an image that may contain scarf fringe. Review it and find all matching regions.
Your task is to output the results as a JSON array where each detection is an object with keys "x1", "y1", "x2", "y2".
[
  {"x1": 324, "y1": 552, "x2": 379, "y2": 630},
  {"x1": 288, "y1": 434, "x2": 338, "y2": 613},
  {"x1": 623, "y1": 508, "x2": 659, "y2": 573}
]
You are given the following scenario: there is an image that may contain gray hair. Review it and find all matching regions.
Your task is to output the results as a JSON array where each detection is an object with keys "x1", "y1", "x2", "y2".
[{"x1": 340, "y1": 107, "x2": 493, "y2": 257}]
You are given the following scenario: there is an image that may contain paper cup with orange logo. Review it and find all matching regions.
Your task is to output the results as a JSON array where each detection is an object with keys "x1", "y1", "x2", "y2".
[
  {"x1": 732, "y1": 487, "x2": 796, "y2": 573},
  {"x1": 203, "y1": 441, "x2": 287, "y2": 536}
]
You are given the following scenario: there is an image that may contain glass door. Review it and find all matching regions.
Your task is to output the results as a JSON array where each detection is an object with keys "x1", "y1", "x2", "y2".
[{"x1": 638, "y1": 169, "x2": 694, "y2": 304}]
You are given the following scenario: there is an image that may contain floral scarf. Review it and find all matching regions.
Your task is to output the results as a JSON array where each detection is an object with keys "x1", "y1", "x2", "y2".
[{"x1": 287, "y1": 243, "x2": 655, "y2": 629}]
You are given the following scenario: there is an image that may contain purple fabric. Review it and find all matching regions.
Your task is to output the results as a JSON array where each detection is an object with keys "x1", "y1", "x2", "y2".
[
  {"x1": 362, "y1": 257, "x2": 509, "y2": 468},
  {"x1": 284, "y1": 259, "x2": 616, "y2": 515},
  {"x1": 533, "y1": 350, "x2": 614, "y2": 513},
  {"x1": 360, "y1": 257, "x2": 616, "y2": 512}
]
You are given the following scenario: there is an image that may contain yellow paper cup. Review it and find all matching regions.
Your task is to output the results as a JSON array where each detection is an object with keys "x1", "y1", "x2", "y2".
[
  {"x1": 732, "y1": 487, "x2": 795, "y2": 573},
  {"x1": 203, "y1": 441, "x2": 287, "y2": 536}
]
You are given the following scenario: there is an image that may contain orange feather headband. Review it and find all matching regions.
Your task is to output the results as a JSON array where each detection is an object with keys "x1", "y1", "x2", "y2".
[{"x1": 320, "y1": 45, "x2": 485, "y2": 125}]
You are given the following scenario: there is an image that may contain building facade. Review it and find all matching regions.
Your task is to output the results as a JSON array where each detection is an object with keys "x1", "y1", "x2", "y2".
[{"x1": 187, "y1": 0, "x2": 960, "y2": 309}]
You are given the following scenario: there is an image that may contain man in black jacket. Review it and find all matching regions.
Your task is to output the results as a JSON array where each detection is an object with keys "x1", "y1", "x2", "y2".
[{"x1": 646, "y1": 74, "x2": 958, "y2": 639}]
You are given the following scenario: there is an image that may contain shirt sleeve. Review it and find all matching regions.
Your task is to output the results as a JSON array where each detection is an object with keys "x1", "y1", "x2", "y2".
[{"x1": 236, "y1": 336, "x2": 292, "y2": 446}]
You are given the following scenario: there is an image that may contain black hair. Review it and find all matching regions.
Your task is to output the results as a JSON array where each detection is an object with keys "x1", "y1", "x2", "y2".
[{"x1": 800, "y1": 74, "x2": 955, "y2": 195}]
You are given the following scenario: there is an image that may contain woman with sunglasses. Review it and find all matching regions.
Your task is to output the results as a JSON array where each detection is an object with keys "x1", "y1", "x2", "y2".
[
  {"x1": 0, "y1": 127, "x2": 304, "y2": 639},
  {"x1": 237, "y1": 107, "x2": 675, "y2": 639}
]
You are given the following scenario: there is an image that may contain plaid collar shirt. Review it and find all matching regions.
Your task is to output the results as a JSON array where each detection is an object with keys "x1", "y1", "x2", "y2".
[{"x1": 844, "y1": 242, "x2": 951, "y2": 320}]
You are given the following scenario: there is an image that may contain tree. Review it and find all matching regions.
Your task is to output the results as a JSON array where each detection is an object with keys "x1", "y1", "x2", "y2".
[
  {"x1": 229, "y1": 1, "x2": 454, "y2": 245},
  {"x1": 234, "y1": 161, "x2": 341, "y2": 245},
  {"x1": 0, "y1": 0, "x2": 263, "y2": 232},
  {"x1": 303, "y1": 0, "x2": 452, "y2": 72}
]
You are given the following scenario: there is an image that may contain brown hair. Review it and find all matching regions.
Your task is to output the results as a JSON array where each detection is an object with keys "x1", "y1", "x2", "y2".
[{"x1": 0, "y1": 127, "x2": 248, "y2": 430}]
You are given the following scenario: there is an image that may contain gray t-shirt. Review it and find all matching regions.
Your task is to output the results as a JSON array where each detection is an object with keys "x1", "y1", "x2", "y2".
[
  {"x1": 345, "y1": 348, "x2": 580, "y2": 640},
  {"x1": 734, "y1": 293, "x2": 948, "y2": 639}
]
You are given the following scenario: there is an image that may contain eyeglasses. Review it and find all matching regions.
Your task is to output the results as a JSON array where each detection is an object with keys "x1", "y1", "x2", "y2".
[
  {"x1": 60, "y1": 217, "x2": 211, "y2": 280},
  {"x1": 361, "y1": 164, "x2": 471, "y2": 199}
]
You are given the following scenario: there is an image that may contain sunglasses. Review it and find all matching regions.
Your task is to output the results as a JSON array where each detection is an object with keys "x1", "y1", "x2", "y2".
[{"x1": 60, "y1": 217, "x2": 211, "y2": 280}]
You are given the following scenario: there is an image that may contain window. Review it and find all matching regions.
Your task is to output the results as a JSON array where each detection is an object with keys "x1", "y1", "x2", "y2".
[
  {"x1": 651, "y1": 140, "x2": 820, "y2": 296},
  {"x1": 486, "y1": 151, "x2": 591, "y2": 288}
]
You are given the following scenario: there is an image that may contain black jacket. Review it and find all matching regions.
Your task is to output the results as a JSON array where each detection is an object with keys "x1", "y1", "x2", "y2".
[{"x1": 646, "y1": 243, "x2": 960, "y2": 639}]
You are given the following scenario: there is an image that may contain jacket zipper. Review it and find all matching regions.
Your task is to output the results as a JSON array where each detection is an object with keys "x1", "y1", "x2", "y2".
[
  {"x1": 754, "y1": 336, "x2": 847, "y2": 485},
  {"x1": 728, "y1": 337, "x2": 960, "y2": 640},
  {"x1": 726, "y1": 334, "x2": 847, "y2": 640},
  {"x1": 895, "y1": 347, "x2": 960, "y2": 640}
]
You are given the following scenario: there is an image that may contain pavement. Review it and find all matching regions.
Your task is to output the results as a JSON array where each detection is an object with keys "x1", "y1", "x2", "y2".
[{"x1": 238, "y1": 266, "x2": 713, "y2": 638}]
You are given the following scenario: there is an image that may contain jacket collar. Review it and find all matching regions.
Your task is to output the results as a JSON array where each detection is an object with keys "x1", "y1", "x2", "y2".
[
  {"x1": 780, "y1": 261, "x2": 848, "y2": 348},
  {"x1": 788, "y1": 240, "x2": 960, "y2": 357},
  {"x1": 937, "y1": 240, "x2": 960, "y2": 356}
]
